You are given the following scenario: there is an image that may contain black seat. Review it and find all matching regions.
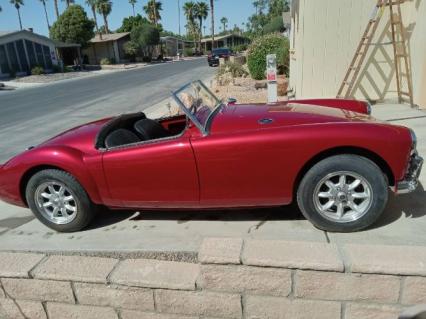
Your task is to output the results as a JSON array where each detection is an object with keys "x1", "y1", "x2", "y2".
[
  {"x1": 134, "y1": 119, "x2": 170, "y2": 140},
  {"x1": 105, "y1": 129, "x2": 140, "y2": 148}
]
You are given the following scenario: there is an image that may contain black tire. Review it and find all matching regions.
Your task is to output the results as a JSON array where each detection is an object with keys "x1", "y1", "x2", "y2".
[
  {"x1": 26, "y1": 169, "x2": 95, "y2": 232},
  {"x1": 297, "y1": 155, "x2": 388, "y2": 232}
]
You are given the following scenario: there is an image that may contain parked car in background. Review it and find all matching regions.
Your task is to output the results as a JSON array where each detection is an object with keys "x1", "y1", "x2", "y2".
[
  {"x1": 0, "y1": 81, "x2": 422, "y2": 233},
  {"x1": 208, "y1": 48, "x2": 233, "y2": 66}
]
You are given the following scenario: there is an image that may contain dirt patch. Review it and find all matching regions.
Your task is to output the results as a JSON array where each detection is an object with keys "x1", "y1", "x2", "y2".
[{"x1": 212, "y1": 76, "x2": 289, "y2": 104}]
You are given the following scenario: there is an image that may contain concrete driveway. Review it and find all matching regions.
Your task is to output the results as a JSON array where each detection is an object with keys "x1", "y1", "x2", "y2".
[{"x1": 0, "y1": 101, "x2": 424, "y2": 255}]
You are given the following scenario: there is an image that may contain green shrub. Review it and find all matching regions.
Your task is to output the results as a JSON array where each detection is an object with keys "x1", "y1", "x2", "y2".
[
  {"x1": 231, "y1": 44, "x2": 248, "y2": 53},
  {"x1": 31, "y1": 66, "x2": 45, "y2": 75},
  {"x1": 52, "y1": 64, "x2": 63, "y2": 73},
  {"x1": 262, "y1": 16, "x2": 285, "y2": 34},
  {"x1": 183, "y1": 47, "x2": 194, "y2": 57},
  {"x1": 247, "y1": 33, "x2": 289, "y2": 80},
  {"x1": 100, "y1": 58, "x2": 112, "y2": 65},
  {"x1": 217, "y1": 62, "x2": 248, "y2": 78}
]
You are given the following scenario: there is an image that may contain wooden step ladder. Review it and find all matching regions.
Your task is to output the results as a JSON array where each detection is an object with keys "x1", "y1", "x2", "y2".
[{"x1": 337, "y1": 0, "x2": 414, "y2": 106}]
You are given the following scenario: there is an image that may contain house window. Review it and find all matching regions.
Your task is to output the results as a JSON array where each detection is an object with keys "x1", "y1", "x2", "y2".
[
  {"x1": 25, "y1": 40, "x2": 37, "y2": 68},
  {"x1": 6, "y1": 42, "x2": 21, "y2": 72},
  {"x1": 42, "y1": 45, "x2": 53, "y2": 69},
  {"x1": 0, "y1": 45, "x2": 10, "y2": 74},
  {"x1": 16, "y1": 40, "x2": 29, "y2": 73},
  {"x1": 34, "y1": 43, "x2": 45, "y2": 68}
]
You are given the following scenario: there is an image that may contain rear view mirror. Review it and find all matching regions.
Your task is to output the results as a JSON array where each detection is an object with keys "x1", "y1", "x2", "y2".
[{"x1": 227, "y1": 98, "x2": 237, "y2": 105}]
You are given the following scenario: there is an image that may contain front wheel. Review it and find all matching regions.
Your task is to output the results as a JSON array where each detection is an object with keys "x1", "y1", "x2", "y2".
[
  {"x1": 26, "y1": 169, "x2": 95, "y2": 232},
  {"x1": 297, "y1": 155, "x2": 389, "y2": 232}
]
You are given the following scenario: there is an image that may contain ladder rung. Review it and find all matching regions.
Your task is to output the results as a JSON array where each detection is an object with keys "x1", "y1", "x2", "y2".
[
  {"x1": 400, "y1": 92, "x2": 411, "y2": 96},
  {"x1": 396, "y1": 54, "x2": 408, "y2": 57}
]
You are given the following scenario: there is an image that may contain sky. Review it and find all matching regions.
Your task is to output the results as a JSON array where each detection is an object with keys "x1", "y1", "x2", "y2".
[{"x1": 0, "y1": 0, "x2": 257, "y2": 37}]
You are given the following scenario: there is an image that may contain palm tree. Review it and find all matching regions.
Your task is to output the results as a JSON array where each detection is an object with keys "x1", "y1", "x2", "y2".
[
  {"x1": 62, "y1": 0, "x2": 74, "y2": 8},
  {"x1": 129, "y1": 0, "x2": 137, "y2": 16},
  {"x1": 209, "y1": 0, "x2": 215, "y2": 49},
  {"x1": 10, "y1": 0, "x2": 24, "y2": 30},
  {"x1": 183, "y1": 1, "x2": 197, "y2": 38},
  {"x1": 53, "y1": 0, "x2": 59, "y2": 19},
  {"x1": 97, "y1": 0, "x2": 112, "y2": 34},
  {"x1": 194, "y1": 2, "x2": 208, "y2": 51},
  {"x1": 86, "y1": 0, "x2": 102, "y2": 39},
  {"x1": 220, "y1": 17, "x2": 228, "y2": 32},
  {"x1": 143, "y1": 0, "x2": 162, "y2": 26},
  {"x1": 39, "y1": 0, "x2": 50, "y2": 29}
]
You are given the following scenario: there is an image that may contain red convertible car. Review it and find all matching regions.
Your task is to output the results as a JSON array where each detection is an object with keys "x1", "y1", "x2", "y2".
[{"x1": 0, "y1": 81, "x2": 422, "y2": 232}]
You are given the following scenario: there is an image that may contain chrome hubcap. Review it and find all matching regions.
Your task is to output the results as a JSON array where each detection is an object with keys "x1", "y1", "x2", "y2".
[
  {"x1": 313, "y1": 171, "x2": 373, "y2": 223},
  {"x1": 35, "y1": 181, "x2": 78, "y2": 225}
]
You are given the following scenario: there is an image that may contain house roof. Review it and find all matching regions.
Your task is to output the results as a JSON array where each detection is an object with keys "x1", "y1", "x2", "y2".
[
  {"x1": 90, "y1": 32, "x2": 130, "y2": 43},
  {"x1": 201, "y1": 33, "x2": 249, "y2": 43},
  {"x1": 0, "y1": 29, "x2": 80, "y2": 47}
]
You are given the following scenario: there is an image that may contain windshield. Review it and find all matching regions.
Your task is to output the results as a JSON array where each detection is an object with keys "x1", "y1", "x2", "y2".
[
  {"x1": 172, "y1": 81, "x2": 222, "y2": 134},
  {"x1": 212, "y1": 48, "x2": 231, "y2": 55}
]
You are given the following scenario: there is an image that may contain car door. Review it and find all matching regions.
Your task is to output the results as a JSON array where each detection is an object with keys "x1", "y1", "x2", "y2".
[
  {"x1": 190, "y1": 129, "x2": 293, "y2": 208},
  {"x1": 102, "y1": 131, "x2": 199, "y2": 208}
]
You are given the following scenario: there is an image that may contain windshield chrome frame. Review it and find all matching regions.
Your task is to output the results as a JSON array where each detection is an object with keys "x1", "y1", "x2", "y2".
[{"x1": 172, "y1": 80, "x2": 222, "y2": 136}]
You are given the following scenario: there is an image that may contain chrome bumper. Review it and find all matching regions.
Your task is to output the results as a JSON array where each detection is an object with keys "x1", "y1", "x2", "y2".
[{"x1": 396, "y1": 152, "x2": 423, "y2": 194}]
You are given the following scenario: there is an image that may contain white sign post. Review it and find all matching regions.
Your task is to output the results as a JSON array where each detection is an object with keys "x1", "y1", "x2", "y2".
[{"x1": 266, "y1": 54, "x2": 278, "y2": 104}]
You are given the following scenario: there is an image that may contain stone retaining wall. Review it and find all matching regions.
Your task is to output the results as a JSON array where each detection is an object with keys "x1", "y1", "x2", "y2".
[{"x1": 0, "y1": 238, "x2": 425, "y2": 319}]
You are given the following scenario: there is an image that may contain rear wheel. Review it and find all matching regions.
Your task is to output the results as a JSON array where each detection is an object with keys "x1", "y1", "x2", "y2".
[
  {"x1": 26, "y1": 169, "x2": 95, "y2": 232},
  {"x1": 297, "y1": 155, "x2": 388, "y2": 232}
]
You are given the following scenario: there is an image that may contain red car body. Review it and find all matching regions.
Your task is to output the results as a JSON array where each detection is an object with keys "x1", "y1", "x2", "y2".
[{"x1": 0, "y1": 98, "x2": 414, "y2": 211}]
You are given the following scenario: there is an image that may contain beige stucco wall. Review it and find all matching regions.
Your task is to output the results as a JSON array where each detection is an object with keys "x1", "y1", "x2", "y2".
[{"x1": 289, "y1": 0, "x2": 426, "y2": 107}]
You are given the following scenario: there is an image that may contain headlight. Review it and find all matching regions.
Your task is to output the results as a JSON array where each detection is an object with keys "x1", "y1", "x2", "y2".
[{"x1": 410, "y1": 128, "x2": 417, "y2": 150}]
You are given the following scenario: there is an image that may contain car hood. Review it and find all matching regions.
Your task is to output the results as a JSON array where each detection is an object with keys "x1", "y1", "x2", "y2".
[
  {"x1": 37, "y1": 118, "x2": 111, "y2": 154},
  {"x1": 210, "y1": 102, "x2": 377, "y2": 134}
]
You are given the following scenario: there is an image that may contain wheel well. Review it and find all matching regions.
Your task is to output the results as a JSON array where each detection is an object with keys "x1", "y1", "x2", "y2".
[
  {"x1": 293, "y1": 147, "x2": 395, "y2": 196},
  {"x1": 20, "y1": 165, "x2": 65, "y2": 206}
]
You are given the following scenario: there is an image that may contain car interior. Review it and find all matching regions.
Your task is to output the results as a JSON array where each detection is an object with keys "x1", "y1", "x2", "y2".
[{"x1": 95, "y1": 112, "x2": 188, "y2": 149}]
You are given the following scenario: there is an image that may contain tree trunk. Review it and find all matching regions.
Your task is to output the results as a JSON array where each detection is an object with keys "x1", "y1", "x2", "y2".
[
  {"x1": 53, "y1": 0, "x2": 59, "y2": 19},
  {"x1": 17, "y1": 8, "x2": 23, "y2": 30},
  {"x1": 210, "y1": 0, "x2": 215, "y2": 49},
  {"x1": 103, "y1": 14, "x2": 109, "y2": 34},
  {"x1": 42, "y1": 1, "x2": 50, "y2": 29},
  {"x1": 132, "y1": 4, "x2": 135, "y2": 17},
  {"x1": 92, "y1": 6, "x2": 102, "y2": 40},
  {"x1": 199, "y1": 18, "x2": 203, "y2": 52}
]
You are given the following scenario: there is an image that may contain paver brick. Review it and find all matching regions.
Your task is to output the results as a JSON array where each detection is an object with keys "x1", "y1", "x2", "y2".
[
  {"x1": 155, "y1": 290, "x2": 242, "y2": 318},
  {"x1": 198, "y1": 264, "x2": 291, "y2": 296},
  {"x1": 74, "y1": 283, "x2": 154, "y2": 311},
  {"x1": 120, "y1": 310, "x2": 198, "y2": 319},
  {"x1": 1, "y1": 278, "x2": 74, "y2": 303},
  {"x1": 295, "y1": 271, "x2": 400, "y2": 303},
  {"x1": 46, "y1": 302, "x2": 118, "y2": 319},
  {"x1": 402, "y1": 277, "x2": 426, "y2": 305},
  {"x1": 345, "y1": 303, "x2": 401, "y2": 319},
  {"x1": 0, "y1": 252, "x2": 45, "y2": 278},
  {"x1": 242, "y1": 240, "x2": 344, "y2": 271},
  {"x1": 110, "y1": 259, "x2": 199, "y2": 290},
  {"x1": 345, "y1": 244, "x2": 426, "y2": 276},
  {"x1": 199, "y1": 238, "x2": 243, "y2": 264},
  {"x1": 32, "y1": 255, "x2": 118, "y2": 283},
  {"x1": 245, "y1": 295, "x2": 341, "y2": 319},
  {"x1": 0, "y1": 298, "x2": 47, "y2": 319}
]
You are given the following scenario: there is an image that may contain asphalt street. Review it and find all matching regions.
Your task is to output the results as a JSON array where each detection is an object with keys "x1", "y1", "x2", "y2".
[
  {"x1": 0, "y1": 58, "x2": 214, "y2": 162},
  {"x1": 0, "y1": 62, "x2": 425, "y2": 255}
]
